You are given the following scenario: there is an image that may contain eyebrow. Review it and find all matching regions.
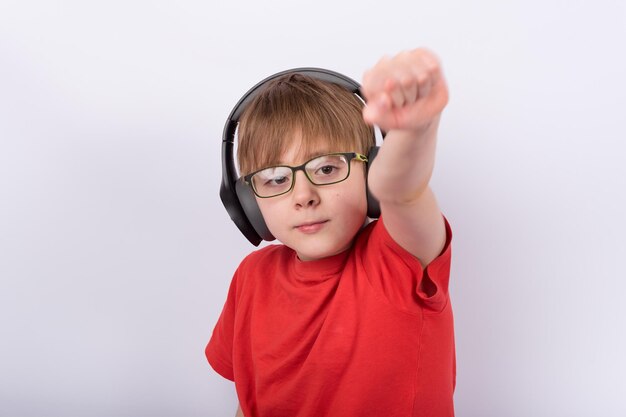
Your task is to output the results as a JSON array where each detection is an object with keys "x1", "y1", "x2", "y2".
[{"x1": 277, "y1": 147, "x2": 333, "y2": 166}]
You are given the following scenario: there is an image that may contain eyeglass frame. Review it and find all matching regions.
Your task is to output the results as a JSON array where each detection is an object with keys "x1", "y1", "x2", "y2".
[{"x1": 243, "y1": 152, "x2": 369, "y2": 198}]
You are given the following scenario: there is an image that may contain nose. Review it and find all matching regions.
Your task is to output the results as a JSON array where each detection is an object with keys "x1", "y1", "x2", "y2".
[{"x1": 291, "y1": 170, "x2": 320, "y2": 208}]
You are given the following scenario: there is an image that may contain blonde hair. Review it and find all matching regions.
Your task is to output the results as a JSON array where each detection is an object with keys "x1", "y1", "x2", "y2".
[{"x1": 237, "y1": 73, "x2": 375, "y2": 176}]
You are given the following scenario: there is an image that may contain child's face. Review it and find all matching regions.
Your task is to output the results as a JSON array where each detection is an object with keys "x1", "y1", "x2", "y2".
[{"x1": 255, "y1": 136, "x2": 368, "y2": 261}]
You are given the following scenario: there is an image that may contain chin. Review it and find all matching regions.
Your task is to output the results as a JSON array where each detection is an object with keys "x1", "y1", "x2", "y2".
[{"x1": 294, "y1": 240, "x2": 352, "y2": 261}]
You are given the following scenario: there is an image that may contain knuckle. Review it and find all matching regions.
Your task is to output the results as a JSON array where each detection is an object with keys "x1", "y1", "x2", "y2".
[
  {"x1": 400, "y1": 74, "x2": 414, "y2": 88},
  {"x1": 416, "y1": 72, "x2": 429, "y2": 85},
  {"x1": 426, "y1": 58, "x2": 441, "y2": 74},
  {"x1": 377, "y1": 54, "x2": 391, "y2": 65}
]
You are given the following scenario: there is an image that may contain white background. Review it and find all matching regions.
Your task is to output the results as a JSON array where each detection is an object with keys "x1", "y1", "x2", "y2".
[{"x1": 1, "y1": 0, "x2": 625, "y2": 416}]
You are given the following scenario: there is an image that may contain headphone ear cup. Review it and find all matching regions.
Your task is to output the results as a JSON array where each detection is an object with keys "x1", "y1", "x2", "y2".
[
  {"x1": 366, "y1": 146, "x2": 381, "y2": 218},
  {"x1": 235, "y1": 178, "x2": 275, "y2": 242}
]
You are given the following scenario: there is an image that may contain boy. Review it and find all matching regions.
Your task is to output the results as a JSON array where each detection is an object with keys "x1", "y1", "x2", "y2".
[{"x1": 207, "y1": 48, "x2": 454, "y2": 417}]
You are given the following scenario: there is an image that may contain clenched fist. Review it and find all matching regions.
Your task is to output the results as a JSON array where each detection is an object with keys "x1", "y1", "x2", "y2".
[{"x1": 361, "y1": 48, "x2": 449, "y2": 134}]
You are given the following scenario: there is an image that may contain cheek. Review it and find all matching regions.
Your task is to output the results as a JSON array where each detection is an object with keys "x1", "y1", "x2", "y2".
[
  {"x1": 333, "y1": 184, "x2": 368, "y2": 220},
  {"x1": 346, "y1": 173, "x2": 368, "y2": 212},
  {"x1": 353, "y1": 190, "x2": 369, "y2": 217}
]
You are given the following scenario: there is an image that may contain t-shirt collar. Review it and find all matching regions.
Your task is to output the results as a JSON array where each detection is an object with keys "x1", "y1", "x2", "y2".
[{"x1": 291, "y1": 249, "x2": 350, "y2": 282}]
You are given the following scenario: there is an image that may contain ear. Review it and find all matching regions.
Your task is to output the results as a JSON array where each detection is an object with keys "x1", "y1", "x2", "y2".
[
  {"x1": 366, "y1": 146, "x2": 381, "y2": 218},
  {"x1": 235, "y1": 178, "x2": 275, "y2": 241}
]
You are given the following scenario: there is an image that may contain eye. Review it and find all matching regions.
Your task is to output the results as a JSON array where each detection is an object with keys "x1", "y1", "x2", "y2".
[
  {"x1": 266, "y1": 176, "x2": 289, "y2": 186},
  {"x1": 307, "y1": 155, "x2": 348, "y2": 183},
  {"x1": 253, "y1": 167, "x2": 292, "y2": 190},
  {"x1": 318, "y1": 165, "x2": 336, "y2": 175}
]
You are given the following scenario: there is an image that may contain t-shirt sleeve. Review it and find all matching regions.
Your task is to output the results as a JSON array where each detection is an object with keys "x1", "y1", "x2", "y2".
[
  {"x1": 205, "y1": 272, "x2": 239, "y2": 381},
  {"x1": 361, "y1": 214, "x2": 453, "y2": 313}
]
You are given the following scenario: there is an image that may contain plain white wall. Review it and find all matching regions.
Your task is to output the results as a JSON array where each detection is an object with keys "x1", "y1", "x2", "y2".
[{"x1": 1, "y1": 0, "x2": 625, "y2": 416}]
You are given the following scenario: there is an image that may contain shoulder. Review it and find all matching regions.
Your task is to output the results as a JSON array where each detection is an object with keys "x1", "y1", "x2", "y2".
[
  {"x1": 355, "y1": 215, "x2": 452, "y2": 266},
  {"x1": 354, "y1": 215, "x2": 453, "y2": 313},
  {"x1": 354, "y1": 218, "x2": 378, "y2": 245},
  {"x1": 233, "y1": 244, "x2": 293, "y2": 285},
  {"x1": 239, "y1": 244, "x2": 291, "y2": 268}
]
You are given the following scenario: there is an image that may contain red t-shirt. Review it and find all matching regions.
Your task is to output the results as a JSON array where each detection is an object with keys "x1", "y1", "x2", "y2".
[{"x1": 206, "y1": 216, "x2": 455, "y2": 417}]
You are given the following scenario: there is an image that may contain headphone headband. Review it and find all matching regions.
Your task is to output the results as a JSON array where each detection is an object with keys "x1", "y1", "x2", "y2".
[{"x1": 223, "y1": 68, "x2": 363, "y2": 130}]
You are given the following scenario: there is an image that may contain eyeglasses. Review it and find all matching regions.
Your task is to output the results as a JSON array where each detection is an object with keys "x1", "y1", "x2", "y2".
[{"x1": 244, "y1": 152, "x2": 368, "y2": 198}]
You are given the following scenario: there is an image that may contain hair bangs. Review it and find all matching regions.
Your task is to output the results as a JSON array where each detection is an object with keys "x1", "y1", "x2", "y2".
[{"x1": 237, "y1": 73, "x2": 375, "y2": 176}]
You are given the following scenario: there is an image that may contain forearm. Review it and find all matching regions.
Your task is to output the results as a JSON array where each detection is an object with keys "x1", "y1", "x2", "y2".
[{"x1": 368, "y1": 117, "x2": 440, "y2": 204}]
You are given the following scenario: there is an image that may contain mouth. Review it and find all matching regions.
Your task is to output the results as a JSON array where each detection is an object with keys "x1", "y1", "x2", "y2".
[{"x1": 294, "y1": 220, "x2": 329, "y2": 234}]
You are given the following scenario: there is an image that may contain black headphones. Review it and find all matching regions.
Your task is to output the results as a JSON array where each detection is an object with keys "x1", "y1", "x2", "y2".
[{"x1": 220, "y1": 67, "x2": 382, "y2": 246}]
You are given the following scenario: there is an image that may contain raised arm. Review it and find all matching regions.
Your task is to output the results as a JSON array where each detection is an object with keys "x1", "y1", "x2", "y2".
[{"x1": 363, "y1": 48, "x2": 449, "y2": 267}]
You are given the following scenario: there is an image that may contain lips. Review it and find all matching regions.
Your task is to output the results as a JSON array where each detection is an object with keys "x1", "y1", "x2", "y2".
[{"x1": 294, "y1": 220, "x2": 329, "y2": 233}]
